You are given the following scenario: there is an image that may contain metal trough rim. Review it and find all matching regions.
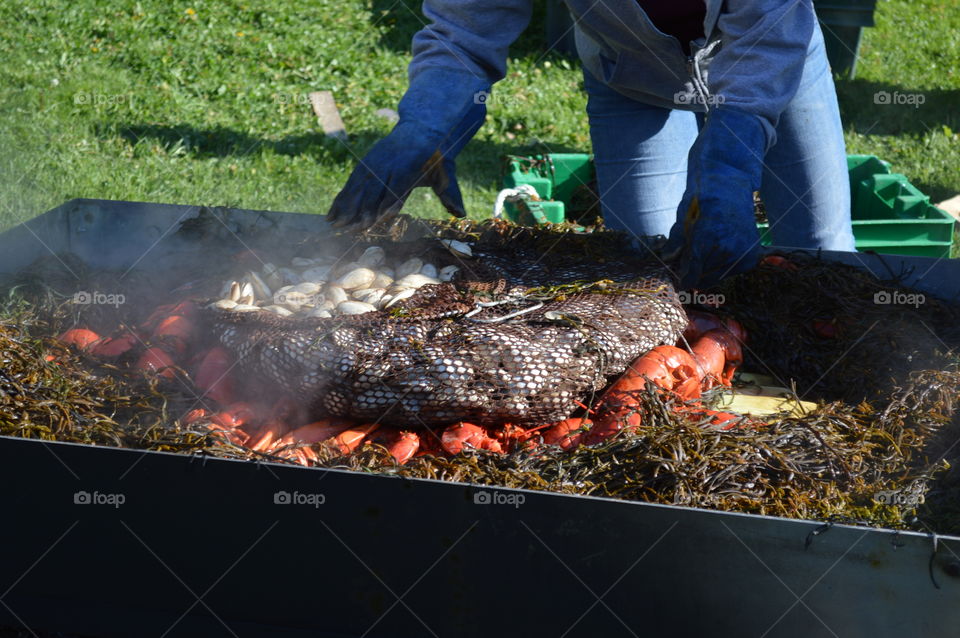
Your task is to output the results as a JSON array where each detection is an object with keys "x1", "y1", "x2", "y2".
[{"x1": 6, "y1": 433, "x2": 960, "y2": 542}]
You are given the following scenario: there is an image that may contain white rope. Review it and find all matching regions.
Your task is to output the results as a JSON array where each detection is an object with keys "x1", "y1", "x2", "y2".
[{"x1": 493, "y1": 184, "x2": 541, "y2": 218}]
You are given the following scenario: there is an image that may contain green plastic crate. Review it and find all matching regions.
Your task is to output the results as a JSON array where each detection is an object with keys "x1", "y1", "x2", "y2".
[
  {"x1": 500, "y1": 153, "x2": 594, "y2": 225},
  {"x1": 503, "y1": 152, "x2": 955, "y2": 258},
  {"x1": 850, "y1": 173, "x2": 955, "y2": 256},
  {"x1": 846, "y1": 153, "x2": 890, "y2": 210},
  {"x1": 759, "y1": 155, "x2": 955, "y2": 257}
]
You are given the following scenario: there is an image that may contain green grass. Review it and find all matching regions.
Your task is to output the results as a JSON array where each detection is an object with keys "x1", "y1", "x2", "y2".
[
  {"x1": 0, "y1": 0, "x2": 956, "y2": 243},
  {"x1": 835, "y1": 0, "x2": 959, "y2": 205}
]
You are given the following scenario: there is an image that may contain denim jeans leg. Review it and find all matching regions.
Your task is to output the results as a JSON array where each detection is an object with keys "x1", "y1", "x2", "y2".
[
  {"x1": 584, "y1": 70, "x2": 698, "y2": 243},
  {"x1": 760, "y1": 23, "x2": 856, "y2": 252}
]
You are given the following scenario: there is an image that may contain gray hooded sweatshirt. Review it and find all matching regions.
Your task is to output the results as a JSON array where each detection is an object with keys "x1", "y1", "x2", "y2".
[{"x1": 408, "y1": 0, "x2": 817, "y2": 150}]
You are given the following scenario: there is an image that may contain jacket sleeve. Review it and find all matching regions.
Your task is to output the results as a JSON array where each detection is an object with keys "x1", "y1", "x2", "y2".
[
  {"x1": 708, "y1": 0, "x2": 817, "y2": 148},
  {"x1": 409, "y1": 0, "x2": 534, "y2": 84}
]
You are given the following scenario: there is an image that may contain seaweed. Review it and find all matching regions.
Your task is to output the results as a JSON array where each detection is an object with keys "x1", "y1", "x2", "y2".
[
  {"x1": 319, "y1": 375, "x2": 958, "y2": 532},
  {"x1": 716, "y1": 252, "x2": 960, "y2": 403},
  {"x1": 0, "y1": 297, "x2": 250, "y2": 460},
  {"x1": 3, "y1": 223, "x2": 960, "y2": 534}
]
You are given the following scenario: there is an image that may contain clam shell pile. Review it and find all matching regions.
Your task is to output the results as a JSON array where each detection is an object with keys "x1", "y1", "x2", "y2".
[{"x1": 210, "y1": 240, "x2": 472, "y2": 318}]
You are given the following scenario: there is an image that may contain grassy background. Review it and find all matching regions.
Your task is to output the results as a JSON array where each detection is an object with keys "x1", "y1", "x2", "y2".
[
  {"x1": 836, "y1": 0, "x2": 959, "y2": 205},
  {"x1": 0, "y1": 0, "x2": 956, "y2": 235}
]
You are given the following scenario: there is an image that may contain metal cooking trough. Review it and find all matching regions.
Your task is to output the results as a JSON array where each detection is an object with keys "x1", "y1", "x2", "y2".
[{"x1": 0, "y1": 199, "x2": 958, "y2": 637}]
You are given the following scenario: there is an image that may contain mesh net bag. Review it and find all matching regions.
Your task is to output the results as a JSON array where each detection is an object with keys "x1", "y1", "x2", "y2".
[{"x1": 209, "y1": 238, "x2": 687, "y2": 427}]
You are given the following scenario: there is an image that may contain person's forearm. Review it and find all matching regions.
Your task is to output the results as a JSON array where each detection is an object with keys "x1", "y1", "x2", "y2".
[{"x1": 410, "y1": 0, "x2": 534, "y2": 84}]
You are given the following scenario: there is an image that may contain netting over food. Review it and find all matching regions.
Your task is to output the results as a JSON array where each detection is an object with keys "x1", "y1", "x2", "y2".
[{"x1": 211, "y1": 261, "x2": 686, "y2": 426}]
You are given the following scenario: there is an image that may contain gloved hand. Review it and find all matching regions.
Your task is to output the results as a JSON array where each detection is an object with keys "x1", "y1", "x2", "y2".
[
  {"x1": 664, "y1": 107, "x2": 767, "y2": 290},
  {"x1": 327, "y1": 67, "x2": 490, "y2": 230}
]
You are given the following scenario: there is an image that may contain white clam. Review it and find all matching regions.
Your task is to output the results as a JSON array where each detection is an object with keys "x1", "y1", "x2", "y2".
[
  {"x1": 357, "y1": 288, "x2": 386, "y2": 306},
  {"x1": 439, "y1": 265, "x2": 460, "y2": 282},
  {"x1": 358, "y1": 246, "x2": 386, "y2": 267},
  {"x1": 377, "y1": 294, "x2": 393, "y2": 309},
  {"x1": 394, "y1": 273, "x2": 439, "y2": 289},
  {"x1": 274, "y1": 290, "x2": 311, "y2": 310},
  {"x1": 246, "y1": 271, "x2": 272, "y2": 301},
  {"x1": 324, "y1": 285, "x2": 349, "y2": 306},
  {"x1": 371, "y1": 271, "x2": 394, "y2": 288},
  {"x1": 305, "y1": 307, "x2": 333, "y2": 318},
  {"x1": 232, "y1": 303, "x2": 261, "y2": 312},
  {"x1": 210, "y1": 299, "x2": 237, "y2": 310},
  {"x1": 396, "y1": 257, "x2": 423, "y2": 279},
  {"x1": 420, "y1": 263, "x2": 438, "y2": 278},
  {"x1": 264, "y1": 305, "x2": 293, "y2": 317},
  {"x1": 336, "y1": 267, "x2": 376, "y2": 290},
  {"x1": 350, "y1": 287, "x2": 375, "y2": 300},
  {"x1": 301, "y1": 265, "x2": 332, "y2": 283},
  {"x1": 228, "y1": 281, "x2": 241, "y2": 302},
  {"x1": 385, "y1": 288, "x2": 416, "y2": 308},
  {"x1": 440, "y1": 239, "x2": 472, "y2": 258},
  {"x1": 291, "y1": 281, "x2": 322, "y2": 295},
  {"x1": 337, "y1": 301, "x2": 377, "y2": 315}
]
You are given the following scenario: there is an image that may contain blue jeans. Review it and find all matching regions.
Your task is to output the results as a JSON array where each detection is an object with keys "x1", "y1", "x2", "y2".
[{"x1": 585, "y1": 25, "x2": 856, "y2": 252}]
